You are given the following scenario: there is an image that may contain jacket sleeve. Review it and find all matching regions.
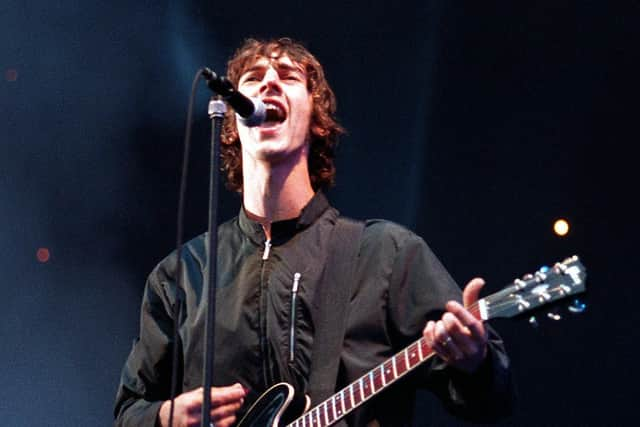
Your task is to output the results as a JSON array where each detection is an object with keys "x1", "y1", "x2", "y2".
[
  {"x1": 386, "y1": 229, "x2": 515, "y2": 422},
  {"x1": 114, "y1": 254, "x2": 181, "y2": 427}
]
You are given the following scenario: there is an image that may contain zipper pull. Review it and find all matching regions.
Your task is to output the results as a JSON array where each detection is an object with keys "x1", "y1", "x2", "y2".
[
  {"x1": 262, "y1": 239, "x2": 272, "y2": 260},
  {"x1": 292, "y1": 272, "x2": 301, "y2": 293},
  {"x1": 289, "y1": 272, "x2": 301, "y2": 362}
]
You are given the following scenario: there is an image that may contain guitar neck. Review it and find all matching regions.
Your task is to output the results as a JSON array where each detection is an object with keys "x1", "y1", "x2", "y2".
[
  {"x1": 287, "y1": 305, "x2": 482, "y2": 427},
  {"x1": 286, "y1": 255, "x2": 586, "y2": 427}
]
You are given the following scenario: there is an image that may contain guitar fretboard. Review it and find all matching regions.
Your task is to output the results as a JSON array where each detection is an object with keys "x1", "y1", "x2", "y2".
[
  {"x1": 287, "y1": 337, "x2": 432, "y2": 427},
  {"x1": 287, "y1": 304, "x2": 483, "y2": 427}
]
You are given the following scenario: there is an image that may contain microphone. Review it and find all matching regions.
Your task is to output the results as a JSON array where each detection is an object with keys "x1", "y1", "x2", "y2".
[{"x1": 202, "y1": 67, "x2": 266, "y2": 127}]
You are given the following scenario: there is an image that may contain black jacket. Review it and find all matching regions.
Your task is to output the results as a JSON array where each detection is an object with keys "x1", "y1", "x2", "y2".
[{"x1": 114, "y1": 192, "x2": 514, "y2": 426}]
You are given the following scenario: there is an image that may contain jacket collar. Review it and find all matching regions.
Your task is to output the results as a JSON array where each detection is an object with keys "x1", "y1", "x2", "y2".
[{"x1": 238, "y1": 191, "x2": 331, "y2": 245}]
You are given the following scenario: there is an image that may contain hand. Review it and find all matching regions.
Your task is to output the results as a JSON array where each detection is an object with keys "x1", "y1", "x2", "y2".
[
  {"x1": 157, "y1": 383, "x2": 246, "y2": 427},
  {"x1": 423, "y1": 278, "x2": 489, "y2": 374}
]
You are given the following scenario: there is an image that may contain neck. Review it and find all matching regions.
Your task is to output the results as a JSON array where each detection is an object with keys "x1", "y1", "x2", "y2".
[{"x1": 242, "y1": 153, "x2": 315, "y2": 239}]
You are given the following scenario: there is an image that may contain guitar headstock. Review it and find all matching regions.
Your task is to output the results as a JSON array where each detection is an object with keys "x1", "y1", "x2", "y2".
[{"x1": 479, "y1": 255, "x2": 587, "y2": 321}]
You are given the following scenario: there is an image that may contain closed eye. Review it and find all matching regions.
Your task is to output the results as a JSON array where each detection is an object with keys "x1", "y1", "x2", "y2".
[
  {"x1": 281, "y1": 73, "x2": 303, "y2": 82},
  {"x1": 241, "y1": 76, "x2": 260, "y2": 83}
]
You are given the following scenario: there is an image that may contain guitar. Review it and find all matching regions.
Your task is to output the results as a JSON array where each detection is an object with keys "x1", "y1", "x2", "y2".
[{"x1": 237, "y1": 255, "x2": 587, "y2": 427}]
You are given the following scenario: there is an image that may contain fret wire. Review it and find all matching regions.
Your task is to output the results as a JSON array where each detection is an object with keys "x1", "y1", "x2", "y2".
[
  {"x1": 392, "y1": 356, "x2": 398, "y2": 378},
  {"x1": 331, "y1": 395, "x2": 337, "y2": 422},
  {"x1": 323, "y1": 402, "x2": 328, "y2": 426},
  {"x1": 404, "y1": 348, "x2": 409, "y2": 371},
  {"x1": 349, "y1": 383, "x2": 355, "y2": 408}
]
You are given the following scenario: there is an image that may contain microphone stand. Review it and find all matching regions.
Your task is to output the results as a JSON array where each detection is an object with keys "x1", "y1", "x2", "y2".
[{"x1": 201, "y1": 95, "x2": 226, "y2": 427}]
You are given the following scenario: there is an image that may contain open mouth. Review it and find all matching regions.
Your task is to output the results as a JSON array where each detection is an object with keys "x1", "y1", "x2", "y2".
[{"x1": 263, "y1": 101, "x2": 287, "y2": 125}]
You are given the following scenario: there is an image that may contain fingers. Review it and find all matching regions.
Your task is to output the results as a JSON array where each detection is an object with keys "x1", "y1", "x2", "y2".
[
  {"x1": 157, "y1": 384, "x2": 246, "y2": 427},
  {"x1": 424, "y1": 320, "x2": 462, "y2": 362},
  {"x1": 462, "y1": 277, "x2": 485, "y2": 308},
  {"x1": 210, "y1": 415, "x2": 237, "y2": 427},
  {"x1": 436, "y1": 319, "x2": 463, "y2": 360},
  {"x1": 209, "y1": 384, "x2": 245, "y2": 423},
  {"x1": 209, "y1": 384, "x2": 245, "y2": 427},
  {"x1": 423, "y1": 278, "x2": 490, "y2": 373},
  {"x1": 210, "y1": 383, "x2": 246, "y2": 406},
  {"x1": 210, "y1": 406, "x2": 241, "y2": 427},
  {"x1": 445, "y1": 300, "x2": 487, "y2": 342}
]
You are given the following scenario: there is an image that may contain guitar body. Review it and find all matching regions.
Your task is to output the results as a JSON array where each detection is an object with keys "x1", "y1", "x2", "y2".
[{"x1": 237, "y1": 383, "x2": 310, "y2": 427}]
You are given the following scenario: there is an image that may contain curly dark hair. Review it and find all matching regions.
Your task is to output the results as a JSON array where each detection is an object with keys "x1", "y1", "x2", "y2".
[{"x1": 220, "y1": 38, "x2": 345, "y2": 192}]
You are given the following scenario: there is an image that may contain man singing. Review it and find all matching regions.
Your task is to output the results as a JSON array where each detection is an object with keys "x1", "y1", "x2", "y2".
[{"x1": 114, "y1": 38, "x2": 514, "y2": 427}]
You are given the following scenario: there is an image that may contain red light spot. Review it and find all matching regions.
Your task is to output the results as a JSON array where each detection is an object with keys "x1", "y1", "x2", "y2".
[
  {"x1": 5, "y1": 69, "x2": 18, "y2": 82},
  {"x1": 36, "y1": 247, "x2": 50, "y2": 263}
]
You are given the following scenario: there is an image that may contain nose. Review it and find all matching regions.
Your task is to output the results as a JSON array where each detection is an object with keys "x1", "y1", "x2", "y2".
[{"x1": 260, "y1": 67, "x2": 282, "y2": 95}]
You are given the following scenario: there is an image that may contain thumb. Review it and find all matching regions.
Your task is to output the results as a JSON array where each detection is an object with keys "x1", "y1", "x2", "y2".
[{"x1": 463, "y1": 277, "x2": 486, "y2": 308}]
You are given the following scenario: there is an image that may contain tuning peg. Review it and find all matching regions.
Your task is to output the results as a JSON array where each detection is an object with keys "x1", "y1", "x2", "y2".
[
  {"x1": 568, "y1": 299, "x2": 587, "y2": 314},
  {"x1": 516, "y1": 273, "x2": 534, "y2": 288},
  {"x1": 529, "y1": 316, "x2": 538, "y2": 328},
  {"x1": 547, "y1": 312, "x2": 562, "y2": 321}
]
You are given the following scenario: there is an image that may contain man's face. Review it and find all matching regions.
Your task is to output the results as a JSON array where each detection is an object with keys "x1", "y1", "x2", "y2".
[{"x1": 236, "y1": 54, "x2": 313, "y2": 164}]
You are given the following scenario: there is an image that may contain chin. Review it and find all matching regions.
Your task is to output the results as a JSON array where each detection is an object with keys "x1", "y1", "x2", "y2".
[{"x1": 253, "y1": 140, "x2": 308, "y2": 165}]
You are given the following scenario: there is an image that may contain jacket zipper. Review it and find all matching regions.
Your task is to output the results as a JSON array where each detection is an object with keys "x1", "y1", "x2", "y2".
[
  {"x1": 262, "y1": 239, "x2": 272, "y2": 260},
  {"x1": 259, "y1": 238, "x2": 272, "y2": 386},
  {"x1": 289, "y1": 272, "x2": 301, "y2": 363}
]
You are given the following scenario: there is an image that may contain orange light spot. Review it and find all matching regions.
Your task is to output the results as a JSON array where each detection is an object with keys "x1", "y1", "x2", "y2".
[
  {"x1": 553, "y1": 219, "x2": 570, "y2": 237},
  {"x1": 36, "y1": 247, "x2": 50, "y2": 263}
]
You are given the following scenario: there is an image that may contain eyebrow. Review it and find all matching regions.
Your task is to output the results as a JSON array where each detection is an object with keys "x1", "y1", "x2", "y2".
[{"x1": 241, "y1": 61, "x2": 305, "y2": 77}]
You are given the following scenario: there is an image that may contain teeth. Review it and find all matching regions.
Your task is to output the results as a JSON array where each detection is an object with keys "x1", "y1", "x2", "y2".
[
  {"x1": 264, "y1": 102, "x2": 286, "y2": 122},
  {"x1": 265, "y1": 103, "x2": 284, "y2": 113}
]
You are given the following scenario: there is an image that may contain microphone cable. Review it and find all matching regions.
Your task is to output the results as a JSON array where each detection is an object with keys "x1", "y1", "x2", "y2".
[{"x1": 168, "y1": 67, "x2": 207, "y2": 427}]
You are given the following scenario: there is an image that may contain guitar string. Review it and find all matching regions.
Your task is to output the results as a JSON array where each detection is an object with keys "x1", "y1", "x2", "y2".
[
  {"x1": 291, "y1": 303, "x2": 484, "y2": 427},
  {"x1": 292, "y1": 282, "x2": 576, "y2": 427}
]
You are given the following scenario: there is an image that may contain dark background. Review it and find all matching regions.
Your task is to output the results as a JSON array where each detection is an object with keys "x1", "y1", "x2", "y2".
[{"x1": 1, "y1": 1, "x2": 638, "y2": 425}]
